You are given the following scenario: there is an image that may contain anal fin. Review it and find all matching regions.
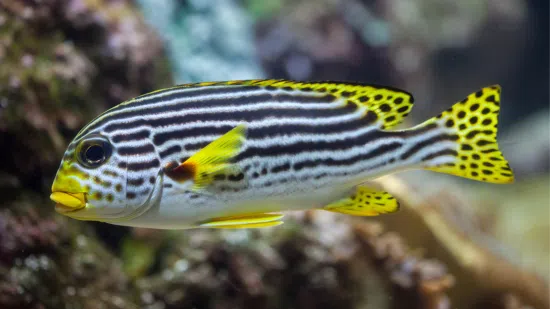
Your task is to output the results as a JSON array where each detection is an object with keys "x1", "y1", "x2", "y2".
[
  {"x1": 199, "y1": 213, "x2": 284, "y2": 229},
  {"x1": 323, "y1": 185, "x2": 399, "y2": 216}
]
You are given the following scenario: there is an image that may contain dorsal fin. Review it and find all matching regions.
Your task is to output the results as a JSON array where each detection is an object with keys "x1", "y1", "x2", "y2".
[
  {"x1": 126, "y1": 79, "x2": 415, "y2": 130},
  {"x1": 221, "y1": 79, "x2": 415, "y2": 130}
]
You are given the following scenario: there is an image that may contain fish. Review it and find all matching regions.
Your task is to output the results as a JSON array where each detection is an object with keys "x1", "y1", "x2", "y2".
[{"x1": 50, "y1": 79, "x2": 514, "y2": 229}]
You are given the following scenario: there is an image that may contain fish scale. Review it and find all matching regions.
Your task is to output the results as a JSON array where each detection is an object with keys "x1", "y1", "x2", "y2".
[{"x1": 50, "y1": 79, "x2": 514, "y2": 229}]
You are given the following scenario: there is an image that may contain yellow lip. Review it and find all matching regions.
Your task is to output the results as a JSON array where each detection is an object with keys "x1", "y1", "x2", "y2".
[{"x1": 50, "y1": 192, "x2": 86, "y2": 212}]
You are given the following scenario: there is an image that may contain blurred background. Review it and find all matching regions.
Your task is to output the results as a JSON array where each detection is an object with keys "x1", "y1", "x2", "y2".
[{"x1": 0, "y1": 0, "x2": 548, "y2": 308}]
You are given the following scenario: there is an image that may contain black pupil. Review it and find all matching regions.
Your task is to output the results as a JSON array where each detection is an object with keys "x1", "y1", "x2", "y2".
[{"x1": 85, "y1": 145, "x2": 105, "y2": 163}]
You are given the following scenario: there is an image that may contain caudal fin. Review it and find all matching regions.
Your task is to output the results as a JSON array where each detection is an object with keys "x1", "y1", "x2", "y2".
[{"x1": 419, "y1": 85, "x2": 514, "y2": 184}]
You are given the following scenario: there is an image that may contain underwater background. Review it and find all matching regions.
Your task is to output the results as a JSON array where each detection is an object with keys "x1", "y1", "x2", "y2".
[{"x1": 0, "y1": 0, "x2": 548, "y2": 308}]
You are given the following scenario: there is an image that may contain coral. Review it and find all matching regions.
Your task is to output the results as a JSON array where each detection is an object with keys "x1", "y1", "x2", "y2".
[
  {"x1": 0, "y1": 208, "x2": 141, "y2": 309},
  {"x1": 0, "y1": 0, "x2": 172, "y2": 200},
  {"x1": 134, "y1": 212, "x2": 454, "y2": 309}
]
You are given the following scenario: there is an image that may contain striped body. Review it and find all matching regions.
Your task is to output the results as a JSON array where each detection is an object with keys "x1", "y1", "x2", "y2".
[{"x1": 51, "y1": 80, "x2": 513, "y2": 229}]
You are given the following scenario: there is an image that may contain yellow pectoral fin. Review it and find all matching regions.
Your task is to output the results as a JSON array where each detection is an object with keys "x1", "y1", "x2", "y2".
[
  {"x1": 199, "y1": 213, "x2": 284, "y2": 229},
  {"x1": 164, "y1": 124, "x2": 247, "y2": 191},
  {"x1": 323, "y1": 186, "x2": 400, "y2": 216}
]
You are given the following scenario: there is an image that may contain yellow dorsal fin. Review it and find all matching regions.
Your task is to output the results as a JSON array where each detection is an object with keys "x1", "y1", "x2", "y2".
[
  {"x1": 323, "y1": 185, "x2": 400, "y2": 216},
  {"x1": 413, "y1": 85, "x2": 514, "y2": 184},
  {"x1": 226, "y1": 79, "x2": 415, "y2": 129},
  {"x1": 199, "y1": 213, "x2": 284, "y2": 229},
  {"x1": 164, "y1": 124, "x2": 247, "y2": 191}
]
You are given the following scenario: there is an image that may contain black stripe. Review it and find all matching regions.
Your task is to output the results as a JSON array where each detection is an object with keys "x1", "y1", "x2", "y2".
[
  {"x1": 403, "y1": 123, "x2": 438, "y2": 137},
  {"x1": 111, "y1": 129, "x2": 151, "y2": 143},
  {"x1": 103, "y1": 102, "x2": 355, "y2": 134},
  {"x1": 127, "y1": 159, "x2": 160, "y2": 171},
  {"x1": 127, "y1": 85, "x2": 259, "y2": 108},
  {"x1": 400, "y1": 134, "x2": 459, "y2": 160},
  {"x1": 233, "y1": 130, "x2": 400, "y2": 161},
  {"x1": 420, "y1": 149, "x2": 458, "y2": 162},
  {"x1": 117, "y1": 144, "x2": 156, "y2": 156},
  {"x1": 85, "y1": 93, "x2": 338, "y2": 135},
  {"x1": 246, "y1": 115, "x2": 376, "y2": 140},
  {"x1": 292, "y1": 142, "x2": 402, "y2": 171},
  {"x1": 159, "y1": 145, "x2": 182, "y2": 159}
]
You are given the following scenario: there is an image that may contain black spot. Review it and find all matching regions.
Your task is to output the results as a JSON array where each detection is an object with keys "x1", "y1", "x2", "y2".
[
  {"x1": 470, "y1": 103, "x2": 480, "y2": 112},
  {"x1": 489, "y1": 156, "x2": 503, "y2": 161},
  {"x1": 380, "y1": 104, "x2": 391, "y2": 112},
  {"x1": 477, "y1": 140, "x2": 492, "y2": 146},
  {"x1": 149, "y1": 177, "x2": 156, "y2": 184},
  {"x1": 228, "y1": 173, "x2": 245, "y2": 182},
  {"x1": 469, "y1": 116, "x2": 478, "y2": 124},
  {"x1": 472, "y1": 154, "x2": 481, "y2": 160},
  {"x1": 397, "y1": 106, "x2": 408, "y2": 113},
  {"x1": 363, "y1": 110, "x2": 378, "y2": 124},
  {"x1": 471, "y1": 171, "x2": 479, "y2": 177},
  {"x1": 466, "y1": 130, "x2": 480, "y2": 139},
  {"x1": 460, "y1": 165, "x2": 466, "y2": 170},
  {"x1": 475, "y1": 90, "x2": 483, "y2": 98},
  {"x1": 265, "y1": 85, "x2": 276, "y2": 91},
  {"x1": 459, "y1": 124, "x2": 467, "y2": 130},
  {"x1": 385, "y1": 116, "x2": 396, "y2": 123},
  {"x1": 374, "y1": 94, "x2": 383, "y2": 101},
  {"x1": 482, "y1": 119, "x2": 492, "y2": 125},
  {"x1": 302, "y1": 87, "x2": 313, "y2": 92},
  {"x1": 358, "y1": 95, "x2": 370, "y2": 102},
  {"x1": 394, "y1": 97, "x2": 404, "y2": 104},
  {"x1": 470, "y1": 163, "x2": 478, "y2": 169},
  {"x1": 461, "y1": 156, "x2": 468, "y2": 160},
  {"x1": 483, "y1": 162, "x2": 495, "y2": 167},
  {"x1": 500, "y1": 172, "x2": 513, "y2": 177},
  {"x1": 115, "y1": 184, "x2": 123, "y2": 192},
  {"x1": 486, "y1": 95, "x2": 496, "y2": 102},
  {"x1": 482, "y1": 170, "x2": 493, "y2": 175},
  {"x1": 261, "y1": 168, "x2": 268, "y2": 175},
  {"x1": 282, "y1": 86, "x2": 293, "y2": 91},
  {"x1": 126, "y1": 192, "x2": 137, "y2": 199},
  {"x1": 128, "y1": 178, "x2": 144, "y2": 186},
  {"x1": 461, "y1": 144, "x2": 473, "y2": 151},
  {"x1": 252, "y1": 172, "x2": 260, "y2": 178},
  {"x1": 341, "y1": 91, "x2": 355, "y2": 96},
  {"x1": 481, "y1": 108, "x2": 491, "y2": 115},
  {"x1": 318, "y1": 87, "x2": 327, "y2": 92},
  {"x1": 458, "y1": 111, "x2": 466, "y2": 119},
  {"x1": 445, "y1": 119, "x2": 455, "y2": 128}
]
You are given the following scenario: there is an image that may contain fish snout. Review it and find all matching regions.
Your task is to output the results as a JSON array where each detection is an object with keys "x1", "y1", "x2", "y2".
[{"x1": 50, "y1": 192, "x2": 87, "y2": 213}]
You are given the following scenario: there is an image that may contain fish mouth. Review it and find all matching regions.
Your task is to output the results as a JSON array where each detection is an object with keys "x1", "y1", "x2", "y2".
[{"x1": 50, "y1": 192, "x2": 87, "y2": 214}]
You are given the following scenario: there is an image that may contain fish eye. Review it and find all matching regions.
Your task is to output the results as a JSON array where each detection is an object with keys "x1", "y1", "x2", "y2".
[{"x1": 77, "y1": 135, "x2": 112, "y2": 168}]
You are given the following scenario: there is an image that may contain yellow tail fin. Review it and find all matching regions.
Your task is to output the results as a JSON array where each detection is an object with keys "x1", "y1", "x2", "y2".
[{"x1": 420, "y1": 85, "x2": 514, "y2": 184}]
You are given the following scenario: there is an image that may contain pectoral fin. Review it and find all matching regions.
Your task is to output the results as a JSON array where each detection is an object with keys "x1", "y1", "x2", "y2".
[
  {"x1": 164, "y1": 124, "x2": 247, "y2": 191},
  {"x1": 199, "y1": 213, "x2": 284, "y2": 229},
  {"x1": 323, "y1": 185, "x2": 399, "y2": 216}
]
